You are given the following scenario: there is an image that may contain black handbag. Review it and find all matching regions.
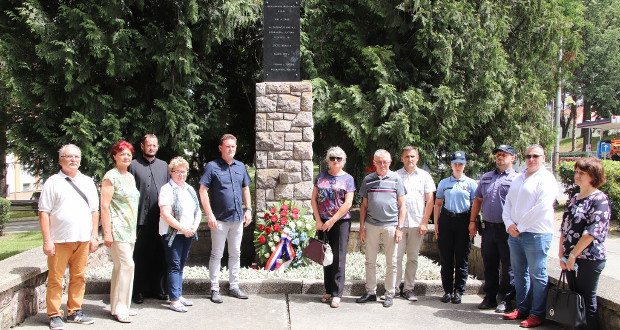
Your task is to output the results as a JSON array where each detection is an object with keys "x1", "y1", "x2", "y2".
[
  {"x1": 302, "y1": 232, "x2": 333, "y2": 266},
  {"x1": 546, "y1": 270, "x2": 586, "y2": 327}
]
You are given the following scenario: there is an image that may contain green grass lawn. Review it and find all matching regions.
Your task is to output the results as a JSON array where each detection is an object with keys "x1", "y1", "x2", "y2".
[
  {"x1": 0, "y1": 231, "x2": 43, "y2": 260},
  {"x1": 8, "y1": 210, "x2": 38, "y2": 220}
]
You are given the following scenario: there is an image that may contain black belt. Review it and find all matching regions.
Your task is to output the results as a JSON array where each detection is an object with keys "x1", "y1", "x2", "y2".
[
  {"x1": 442, "y1": 208, "x2": 470, "y2": 218},
  {"x1": 483, "y1": 221, "x2": 505, "y2": 229}
]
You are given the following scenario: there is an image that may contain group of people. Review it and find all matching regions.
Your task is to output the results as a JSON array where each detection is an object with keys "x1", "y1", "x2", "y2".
[
  {"x1": 38, "y1": 133, "x2": 253, "y2": 330},
  {"x1": 312, "y1": 144, "x2": 610, "y2": 329}
]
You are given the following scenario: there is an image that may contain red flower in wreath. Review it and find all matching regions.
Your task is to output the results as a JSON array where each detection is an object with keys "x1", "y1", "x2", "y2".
[
  {"x1": 270, "y1": 215, "x2": 278, "y2": 223},
  {"x1": 273, "y1": 224, "x2": 281, "y2": 232},
  {"x1": 292, "y1": 208, "x2": 299, "y2": 214},
  {"x1": 291, "y1": 213, "x2": 299, "y2": 220},
  {"x1": 280, "y1": 210, "x2": 288, "y2": 216},
  {"x1": 258, "y1": 224, "x2": 265, "y2": 231},
  {"x1": 264, "y1": 213, "x2": 270, "y2": 220},
  {"x1": 280, "y1": 218, "x2": 288, "y2": 225},
  {"x1": 265, "y1": 226, "x2": 272, "y2": 234},
  {"x1": 258, "y1": 235, "x2": 266, "y2": 244},
  {"x1": 280, "y1": 204, "x2": 289, "y2": 211},
  {"x1": 270, "y1": 207, "x2": 277, "y2": 214}
]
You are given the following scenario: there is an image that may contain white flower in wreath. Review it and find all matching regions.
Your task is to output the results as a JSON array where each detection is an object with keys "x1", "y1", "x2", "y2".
[
  {"x1": 289, "y1": 222, "x2": 296, "y2": 229},
  {"x1": 296, "y1": 220, "x2": 303, "y2": 227},
  {"x1": 274, "y1": 236, "x2": 280, "y2": 242},
  {"x1": 283, "y1": 227, "x2": 290, "y2": 233},
  {"x1": 271, "y1": 246, "x2": 276, "y2": 252},
  {"x1": 264, "y1": 253, "x2": 270, "y2": 259},
  {"x1": 306, "y1": 223, "x2": 313, "y2": 230},
  {"x1": 268, "y1": 241, "x2": 275, "y2": 247}
]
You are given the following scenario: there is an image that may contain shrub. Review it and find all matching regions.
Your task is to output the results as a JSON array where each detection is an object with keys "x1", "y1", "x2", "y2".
[
  {"x1": 558, "y1": 160, "x2": 620, "y2": 221},
  {"x1": 0, "y1": 197, "x2": 10, "y2": 236}
]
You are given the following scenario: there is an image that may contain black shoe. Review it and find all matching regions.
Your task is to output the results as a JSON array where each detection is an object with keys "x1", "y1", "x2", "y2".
[
  {"x1": 383, "y1": 295, "x2": 393, "y2": 307},
  {"x1": 451, "y1": 292, "x2": 462, "y2": 304},
  {"x1": 356, "y1": 294, "x2": 377, "y2": 303},
  {"x1": 440, "y1": 293, "x2": 452, "y2": 303},
  {"x1": 478, "y1": 298, "x2": 497, "y2": 309},
  {"x1": 398, "y1": 282, "x2": 404, "y2": 296},
  {"x1": 156, "y1": 292, "x2": 169, "y2": 301},
  {"x1": 132, "y1": 292, "x2": 144, "y2": 304},
  {"x1": 495, "y1": 300, "x2": 510, "y2": 313}
]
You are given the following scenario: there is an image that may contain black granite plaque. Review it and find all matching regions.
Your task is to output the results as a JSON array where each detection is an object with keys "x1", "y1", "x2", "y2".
[{"x1": 263, "y1": 0, "x2": 300, "y2": 82}]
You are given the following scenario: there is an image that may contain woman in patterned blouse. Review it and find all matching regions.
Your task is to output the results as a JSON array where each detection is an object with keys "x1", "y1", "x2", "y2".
[
  {"x1": 311, "y1": 146, "x2": 356, "y2": 308},
  {"x1": 560, "y1": 157, "x2": 611, "y2": 330}
]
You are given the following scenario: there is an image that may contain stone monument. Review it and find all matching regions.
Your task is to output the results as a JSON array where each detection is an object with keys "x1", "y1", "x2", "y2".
[{"x1": 256, "y1": 0, "x2": 313, "y2": 213}]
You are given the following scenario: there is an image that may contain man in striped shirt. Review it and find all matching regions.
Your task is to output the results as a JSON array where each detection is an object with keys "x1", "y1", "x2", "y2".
[{"x1": 356, "y1": 149, "x2": 407, "y2": 308}]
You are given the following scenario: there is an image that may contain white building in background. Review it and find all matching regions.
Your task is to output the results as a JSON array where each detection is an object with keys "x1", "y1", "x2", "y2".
[{"x1": 5, "y1": 153, "x2": 39, "y2": 200}]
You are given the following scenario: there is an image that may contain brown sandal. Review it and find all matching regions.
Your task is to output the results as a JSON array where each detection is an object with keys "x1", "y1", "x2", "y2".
[
  {"x1": 321, "y1": 294, "x2": 332, "y2": 303},
  {"x1": 330, "y1": 297, "x2": 341, "y2": 308}
]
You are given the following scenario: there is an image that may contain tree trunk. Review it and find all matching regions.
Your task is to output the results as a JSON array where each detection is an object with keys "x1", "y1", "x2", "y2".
[
  {"x1": 571, "y1": 103, "x2": 577, "y2": 151},
  {"x1": 581, "y1": 100, "x2": 592, "y2": 152}
]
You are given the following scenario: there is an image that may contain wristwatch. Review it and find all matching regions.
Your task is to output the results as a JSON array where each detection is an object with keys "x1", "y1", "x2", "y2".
[
  {"x1": 396, "y1": 226, "x2": 403, "y2": 231},
  {"x1": 245, "y1": 207, "x2": 253, "y2": 213}
]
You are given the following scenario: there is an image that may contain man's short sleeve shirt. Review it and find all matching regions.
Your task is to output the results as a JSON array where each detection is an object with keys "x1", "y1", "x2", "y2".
[
  {"x1": 359, "y1": 170, "x2": 406, "y2": 226},
  {"x1": 474, "y1": 168, "x2": 518, "y2": 223},
  {"x1": 199, "y1": 158, "x2": 251, "y2": 222},
  {"x1": 396, "y1": 167, "x2": 436, "y2": 227},
  {"x1": 38, "y1": 171, "x2": 99, "y2": 242}
]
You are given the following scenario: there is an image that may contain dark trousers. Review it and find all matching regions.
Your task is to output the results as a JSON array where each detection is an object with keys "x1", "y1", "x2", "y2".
[
  {"x1": 161, "y1": 235, "x2": 193, "y2": 302},
  {"x1": 566, "y1": 259, "x2": 606, "y2": 330},
  {"x1": 481, "y1": 224, "x2": 515, "y2": 302},
  {"x1": 321, "y1": 219, "x2": 351, "y2": 298},
  {"x1": 437, "y1": 212, "x2": 471, "y2": 294},
  {"x1": 133, "y1": 224, "x2": 168, "y2": 297}
]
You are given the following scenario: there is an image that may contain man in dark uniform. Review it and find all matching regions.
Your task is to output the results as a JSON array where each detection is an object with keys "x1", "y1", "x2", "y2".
[
  {"x1": 469, "y1": 144, "x2": 518, "y2": 313},
  {"x1": 128, "y1": 134, "x2": 170, "y2": 303}
]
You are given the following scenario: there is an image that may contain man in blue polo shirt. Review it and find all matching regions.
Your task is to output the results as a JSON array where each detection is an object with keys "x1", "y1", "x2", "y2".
[
  {"x1": 356, "y1": 149, "x2": 406, "y2": 308},
  {"x1": 469, "y1": 145, "x2": 518, "y2": 313},
  {"x1": 199, "y1": 134, "x2": 253, "y2": 304}
]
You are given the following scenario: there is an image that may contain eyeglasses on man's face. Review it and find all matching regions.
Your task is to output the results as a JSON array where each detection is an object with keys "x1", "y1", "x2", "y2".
[
  {"x1": 329, "y1": 156, "x2": 343, "y2": 162},
  {"x1": 525, "y1": 154, "x2": 543, "y2": 159},
  {"x1": 61, "y1": 155, "x2": 81, "y2": 160}
]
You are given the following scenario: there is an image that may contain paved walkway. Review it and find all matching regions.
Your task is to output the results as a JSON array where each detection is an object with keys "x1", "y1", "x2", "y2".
[{"x1": 15, "y1": 294, "x2": 562, "y2": 330}]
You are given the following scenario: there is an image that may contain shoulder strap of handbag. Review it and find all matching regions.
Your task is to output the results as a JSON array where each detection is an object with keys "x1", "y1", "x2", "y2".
[{"x1": 65, "y1": 177, "x2": 90, "y2": 206}]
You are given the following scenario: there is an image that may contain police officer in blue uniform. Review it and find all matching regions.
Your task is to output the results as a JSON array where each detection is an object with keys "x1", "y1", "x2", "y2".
[
  {"x1": 469, "y1": 145, "x2": 518, "y2": 313},
  {"x1": 434, "y1": 151, "x2": 478, "y2": 304}
]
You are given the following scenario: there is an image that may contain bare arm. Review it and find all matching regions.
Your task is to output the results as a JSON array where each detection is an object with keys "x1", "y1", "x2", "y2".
[
  {"x1": 199, "y1": 185, "x2": 217, "y2": 229},
  {"x1": 359, "y1": 197, "x2": 368, "y2": 243},
  {"x1": 434, "y1": 198, "x2": 444, "y2": 239},
  {"x1": 242, "y1": 185, "x2": 252, "y2": 227},
  {"x1": 89, "y1": 211, "x2": 99, "y2": 252},
  {"x1": 39, "y1": 211, "x2": 55, "y2": 256},
  {"x1": 418, "y1": 192, "x2": 434, "y2": 236},
  {"x1": 469, "y1": 197, "x2": 482, "y2": 238},
  {"x1": 395, "y1": 195, "x2": 406, "y2": 243},
  {"x1": 565, "y1": 234, "x2": 596, "y2": 271},
  {"x1": 160, "y1": 205, "x2": 193, "y2": 237},
  {"x1": 100, "y1": 179, "x2": 114, "y2": 247},
  {"x1": 311, "y1": 187, "x2": 323, "y2": 231}
]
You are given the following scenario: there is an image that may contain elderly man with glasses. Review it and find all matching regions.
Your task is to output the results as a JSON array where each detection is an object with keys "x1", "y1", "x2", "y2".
[
  {"x1": 502, "y1": 144, "x2": 558, "y2": 328},
  {"x1": 356, "y1": 149, "x2": 407, "y2": 308}
]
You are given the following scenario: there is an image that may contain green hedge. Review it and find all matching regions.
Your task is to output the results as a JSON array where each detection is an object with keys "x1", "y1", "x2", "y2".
[
  {"x1": 0, "y1": 197, "x2": 10, "y2": 235},
  {"x1": 558, "y1": 160, "x2": 620, "y2": 222}
]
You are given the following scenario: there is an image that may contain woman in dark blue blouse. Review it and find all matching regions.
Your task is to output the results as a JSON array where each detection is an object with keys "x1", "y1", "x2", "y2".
[{"x1": 560, "y1": 157, "x2": 611, "y2": 330}]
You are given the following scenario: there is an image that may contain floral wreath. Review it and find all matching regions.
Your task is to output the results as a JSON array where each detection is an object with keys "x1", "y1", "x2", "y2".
[{"x1": 254, "y1": 200, "x2": 314, "y2": 270}]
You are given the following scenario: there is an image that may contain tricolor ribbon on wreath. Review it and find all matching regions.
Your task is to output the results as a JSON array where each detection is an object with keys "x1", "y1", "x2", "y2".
[{"x1": 264, "y1": 232, "x2": 296, "y2": 271}]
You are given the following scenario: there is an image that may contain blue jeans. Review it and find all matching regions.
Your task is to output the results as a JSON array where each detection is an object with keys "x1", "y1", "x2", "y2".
[
  {"x1": 162, "y1": 235, "x2": 193, "y2": 302},
  {"x1": 508, "y1": 232, "x2": 552, "y2": 317}
]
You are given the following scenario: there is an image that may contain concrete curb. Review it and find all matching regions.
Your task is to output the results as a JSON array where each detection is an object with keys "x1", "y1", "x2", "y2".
[{"x1": 86, "y1": 278, "x2": 483, "y2": 297}]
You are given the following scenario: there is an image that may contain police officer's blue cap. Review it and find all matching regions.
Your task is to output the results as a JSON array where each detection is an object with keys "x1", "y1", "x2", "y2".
[
  {"x1": 451, "y1": 151, "x2": 467, "y2": 164},
  {"x1": 493, "y1": 145, "x2": 515, "y2": 156}
]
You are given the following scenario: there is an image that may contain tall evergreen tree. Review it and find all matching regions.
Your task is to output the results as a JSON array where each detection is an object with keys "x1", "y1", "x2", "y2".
[{"x1": 0, "y1": 0, "x2": 262, "y2": 181}]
